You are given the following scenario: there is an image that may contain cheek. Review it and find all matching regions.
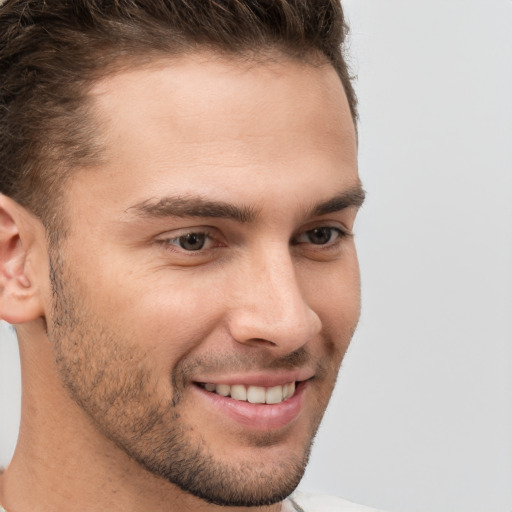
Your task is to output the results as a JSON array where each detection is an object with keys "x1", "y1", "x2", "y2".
[
  {"x1": 301, "y1": 255, "x2": 361, "y2": 355},
  {"x1": 303, "y1": 254, "x2": 361, "y2": 321},
  {"x1": 114, "y1": 273, "x2": 227, "y2": 361}
]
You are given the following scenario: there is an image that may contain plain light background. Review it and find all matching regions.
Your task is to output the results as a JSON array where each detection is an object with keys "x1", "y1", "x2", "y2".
[{"x1": 1, "y1": 1, "x2": 511, "y2": 511}]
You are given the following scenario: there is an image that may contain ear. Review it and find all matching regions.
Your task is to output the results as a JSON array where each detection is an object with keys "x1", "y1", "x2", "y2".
[{"x1": 0, "y1": 194, "x2": 45, "y2": 325}]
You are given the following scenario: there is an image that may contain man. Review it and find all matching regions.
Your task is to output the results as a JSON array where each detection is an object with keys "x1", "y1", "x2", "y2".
[{"x1": 0, "y1": 1, "x2": 377, "y2": 510}]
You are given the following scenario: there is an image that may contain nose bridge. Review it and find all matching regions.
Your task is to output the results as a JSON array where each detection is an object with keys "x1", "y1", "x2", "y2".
[{"x1": 229, "y1": 242, "x2": 321, "y2": 350}]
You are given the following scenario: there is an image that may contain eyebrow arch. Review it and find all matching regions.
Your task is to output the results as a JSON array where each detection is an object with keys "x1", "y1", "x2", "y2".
[
  {"x1": 309, "y1": 183, "x2": 366, "y2": 217},
  {"x1": 127, "y1": 196, "x2": 257, "y2": 223},
  {"x1": 127, "y1": 183, "x2": 365, "y2": 223}
]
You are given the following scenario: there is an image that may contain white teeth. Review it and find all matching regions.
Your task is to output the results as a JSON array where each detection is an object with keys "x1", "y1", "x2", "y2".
[
  {"x1": 230, "y1": 384, "x2": 247, "y2": 401},
  {"x1": 247, "y1": 386, "x2": 266, "y2": 404},
  {"x1": 202, "y1": 381, "x2": 296, "y2": 404},
  {"x1": 216, "y1": 384, "x2": 230, "y2": 397},
  {"x1": 284, "y1": 381, "x2": 295, "y2": 399},
  {"x1": 265, "y1": 385, "x2": 284, "y2": 404}
]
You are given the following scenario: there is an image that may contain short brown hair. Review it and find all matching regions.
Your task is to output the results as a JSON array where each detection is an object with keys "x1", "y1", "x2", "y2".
[{"x1": 0, "y1": 0, "x2": 357, "y2": 231}]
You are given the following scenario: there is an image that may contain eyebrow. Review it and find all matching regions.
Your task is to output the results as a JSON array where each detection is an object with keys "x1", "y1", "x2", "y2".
[
  {"x1": 127, "y1": 183, "x2": 365, "y2": 223},
  {"x1": 309, "y1": 183, "x2": 366, "y2": 217},
  {"x1": 127, "y1": 196, "x2": 257, "y2": 223}
]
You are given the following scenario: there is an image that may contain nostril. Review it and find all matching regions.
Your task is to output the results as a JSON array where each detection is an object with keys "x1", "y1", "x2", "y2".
[{"x1": 244, "y1": 337, "x2": 277, "y2": 347}]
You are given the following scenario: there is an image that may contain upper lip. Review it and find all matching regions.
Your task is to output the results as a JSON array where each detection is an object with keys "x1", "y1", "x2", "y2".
[{"x1": 193, "y1": 369, "x2": 314, "y2": 388}]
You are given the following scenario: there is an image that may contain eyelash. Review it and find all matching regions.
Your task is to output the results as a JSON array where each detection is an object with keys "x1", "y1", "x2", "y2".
[
  {"x1": 159, "y1": 230, "x2": 219, "y2": 253},
  {"x1": 292, "y1": 226, "x2": 348, "y2": 247},
  {"x1": 158, "y1": 225, "x2": 349, "y2": 254}
]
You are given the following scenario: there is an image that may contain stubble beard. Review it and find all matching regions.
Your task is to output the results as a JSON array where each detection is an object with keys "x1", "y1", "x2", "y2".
[{"x1": 45, "y1": 251, "x2": 339, "y2": 506}]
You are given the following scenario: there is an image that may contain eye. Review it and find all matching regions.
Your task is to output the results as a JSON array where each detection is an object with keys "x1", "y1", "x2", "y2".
[
  {"x1": 165, "y1": 231, "x2": 214, "y2": 252},
  {"x1": 295, "y1": 226, "x2": 344, "y2": 246}
]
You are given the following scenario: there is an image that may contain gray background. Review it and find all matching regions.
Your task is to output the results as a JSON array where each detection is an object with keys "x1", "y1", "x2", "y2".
[{"x1": 1, "y1": 1, "x2": 511, "y2": 511}]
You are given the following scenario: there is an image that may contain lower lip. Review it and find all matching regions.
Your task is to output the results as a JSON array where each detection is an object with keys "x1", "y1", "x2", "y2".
[{"x1": 192, "y1": 382, "x2": 307, "y2": 431}]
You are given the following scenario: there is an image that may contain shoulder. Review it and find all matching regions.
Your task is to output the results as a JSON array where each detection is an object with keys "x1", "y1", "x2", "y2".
[{"x1": 287, "y1": 491, "x2": 387, "y2": 512}]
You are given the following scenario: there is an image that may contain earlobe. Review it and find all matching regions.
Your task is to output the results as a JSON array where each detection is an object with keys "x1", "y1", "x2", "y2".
[{"x1": 0, "y1": 194, "x2": 45, "y2": 325}]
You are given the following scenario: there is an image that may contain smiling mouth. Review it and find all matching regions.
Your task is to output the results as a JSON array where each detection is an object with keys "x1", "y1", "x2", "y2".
[{"x1": 196, "y1": 382, "x2": 297, "y2": 405}]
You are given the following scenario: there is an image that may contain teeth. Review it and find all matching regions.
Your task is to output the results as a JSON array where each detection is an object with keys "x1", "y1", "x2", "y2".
[
  {"x1": 284, "y1": 381, "x2": 295, "y2": 399},
  {"x1": 202, "y1": 382, "x2": 296, "y2": 404},
  {"x1": 247, "y1": 386, "x2": 266, "y2": 404},
  {"x1": 216, "y1": 384, "x2": 230, "y2": 397},
  {"x1": 265, "y1": 385, "x2": 284, "y2": 404},
  {"x1": 230, "y1": 384, "x2": 247, "y2": 401}
]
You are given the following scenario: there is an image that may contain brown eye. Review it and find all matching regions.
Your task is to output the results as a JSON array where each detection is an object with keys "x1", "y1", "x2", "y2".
[
  {"x1": 297, "y1": 227, "x2": 342, "y2": 245},
  {"x1": 307, "y1": 227, "x2": 334, "y2": 244}
]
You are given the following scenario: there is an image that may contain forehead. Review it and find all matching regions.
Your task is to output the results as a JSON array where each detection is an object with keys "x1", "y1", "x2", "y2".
[{"x1": 72, "y1": 53, "x2": 358, "y2": 218}]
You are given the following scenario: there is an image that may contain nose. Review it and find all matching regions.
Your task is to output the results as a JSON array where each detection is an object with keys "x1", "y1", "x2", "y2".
[{"x1": 227, "y1": 247, "x2": 322, "y2": 354}]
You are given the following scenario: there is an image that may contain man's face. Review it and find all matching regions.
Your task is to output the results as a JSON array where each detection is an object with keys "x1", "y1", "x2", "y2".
[{"x1": 46, "y1": 54, "x2": 361, "y2": 506}]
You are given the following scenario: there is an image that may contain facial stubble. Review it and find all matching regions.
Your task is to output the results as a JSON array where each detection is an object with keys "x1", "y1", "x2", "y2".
[{"x1": 46, "y1": 249, "x2": 344, "y2": 506}]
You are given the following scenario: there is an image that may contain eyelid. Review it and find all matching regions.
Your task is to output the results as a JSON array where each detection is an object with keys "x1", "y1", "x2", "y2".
[
  {"x1": 294, "y1": 220, "x2": 352, "y2": 240},
  {"x1": 293, "y1": 226, "x2": 343, "y2": 245},
  {"x1": 156, "y1": 227, "x2": 223, "y2": 253}
]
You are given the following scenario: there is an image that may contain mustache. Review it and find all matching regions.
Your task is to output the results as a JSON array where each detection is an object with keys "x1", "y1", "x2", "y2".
[{"x1": 182, "y1": 347, "x2": 310, "y2": 374}]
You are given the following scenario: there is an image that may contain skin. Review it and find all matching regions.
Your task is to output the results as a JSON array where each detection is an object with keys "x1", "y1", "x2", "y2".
[{"x1": 0, "y1": 53, "x2": 362, "y2": 511}]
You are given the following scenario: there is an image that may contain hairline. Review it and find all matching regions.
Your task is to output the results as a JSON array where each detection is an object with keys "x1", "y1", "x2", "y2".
[{"x1": 48, "y1": 47, "x2": 356, "y2": 246}]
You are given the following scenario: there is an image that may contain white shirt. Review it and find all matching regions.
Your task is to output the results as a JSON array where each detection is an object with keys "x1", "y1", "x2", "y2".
[{"x1": 285, "y1": 491, "x2": 385, "y2": 511}]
